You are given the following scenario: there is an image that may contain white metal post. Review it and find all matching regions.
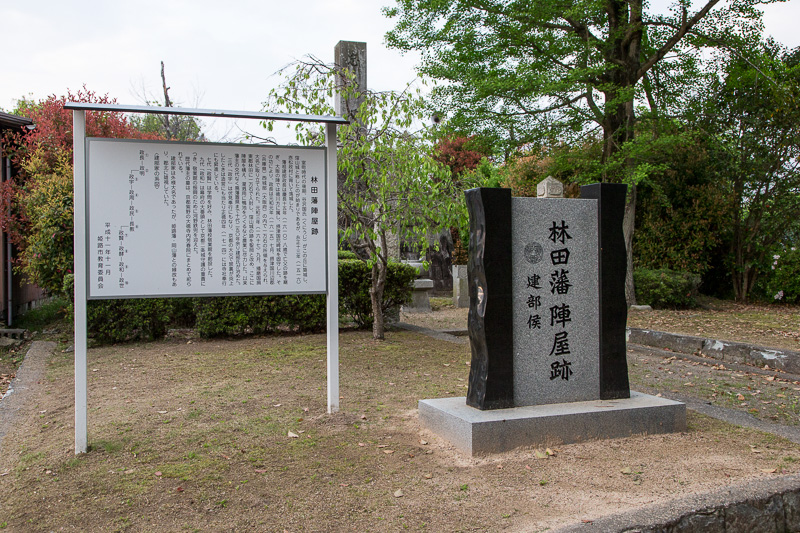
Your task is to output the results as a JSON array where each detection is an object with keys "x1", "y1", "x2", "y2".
[
  {"x1": 72, "y1": 110, "x2": 88, "y2": 453},
  {"x1": 325, "y1": 122, "x2": 339, "y2": 413}
]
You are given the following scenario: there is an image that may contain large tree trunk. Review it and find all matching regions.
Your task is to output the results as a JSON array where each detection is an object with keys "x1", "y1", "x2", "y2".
[
  {"x1": 599, "y1": 0, "x2": 644, "y2": 307},
  {"x1": 731, "y1": 177, "x2": 750, "y2": 302},
  {"x1": 732, "y1": 267, "x2": 757, "y2": 303},
  {"x1": 731, "y1": 230, "x2": 758, "y2": 303}
]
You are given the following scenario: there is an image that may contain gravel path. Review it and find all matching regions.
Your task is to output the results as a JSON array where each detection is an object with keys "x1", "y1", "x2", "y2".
[{"x1": 0, "y1": 341, "x2": 56, "y2": 447}]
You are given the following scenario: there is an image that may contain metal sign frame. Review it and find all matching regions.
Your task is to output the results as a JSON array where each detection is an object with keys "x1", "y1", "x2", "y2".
[{"x1": 66, "y1": 102, "x2": 347, "y2": 454}]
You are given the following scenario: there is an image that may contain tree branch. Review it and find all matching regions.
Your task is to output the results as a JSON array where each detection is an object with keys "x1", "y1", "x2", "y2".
[{"x1": 637, "y1": 0, "x2": 720, "y2": 80}]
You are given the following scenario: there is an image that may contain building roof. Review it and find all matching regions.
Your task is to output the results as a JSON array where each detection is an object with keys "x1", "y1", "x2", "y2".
[{"x1": 0, "y1": 111, "x2": 33, "y2": 131}]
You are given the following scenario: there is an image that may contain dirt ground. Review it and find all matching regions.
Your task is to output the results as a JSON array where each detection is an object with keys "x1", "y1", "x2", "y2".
[{"x1": 1, "y1": 329, "x2": 800, "y2": 532}]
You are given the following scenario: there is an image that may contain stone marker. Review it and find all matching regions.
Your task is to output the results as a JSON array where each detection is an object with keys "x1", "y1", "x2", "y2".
[
  {"x1": 537, "y1": 176, "x2": 564, "y2": 198},
  {"x1": 452, "y1": 264, "x2": 469, "y2": 308},
  {"x1": 512, "y1": 197, "x2": 600, "y2": 405},
  {"x1": 334, "y1": 41, "x2": 366, "y2": 121},
  {"x1": 419, "y1": 183, "x2": 684, "y2": 455},
  {"x1": 464, "y1": 184, "x2": 630, "y2": 409}
]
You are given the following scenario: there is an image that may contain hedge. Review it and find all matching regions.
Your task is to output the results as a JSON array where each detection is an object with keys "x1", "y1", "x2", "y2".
[
  {"x1": 86, "y1": 259, "x2": 417, "y2": 343},
  {"x1": 634, "y1": 268, "x2": 701, "y2": 309}
]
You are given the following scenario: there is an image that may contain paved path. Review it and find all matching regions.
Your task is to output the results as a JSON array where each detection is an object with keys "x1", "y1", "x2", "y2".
[{"x1": 0, "y1": 341, "x2": 56, "y2": 448}]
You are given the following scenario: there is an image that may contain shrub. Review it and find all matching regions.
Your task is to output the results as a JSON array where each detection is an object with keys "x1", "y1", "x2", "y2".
[
  {"x1": 337, "y1": 250, "x2": 358, "y2": 260},
  {"x1": 87, "y1": 298, "x2": 174, "y2": 344},
  {"x1": 84, "y1": 259, "x2": 417, "y2": 343},
  {"x1": 192, "y1": 295, "x2": 326, "y2": 337},
  {"x1": 338, "y1": 259, "x2": 417, "y2": 328},
  {"x1": 766, "y1": 246, "x2": 800, "y2": 304},
  {"x1": 14, "y1": 148, "x2": 74, "y2": 298},
  {"x1": 634, "y1": 269, "x2": 701, "y2": 309}
]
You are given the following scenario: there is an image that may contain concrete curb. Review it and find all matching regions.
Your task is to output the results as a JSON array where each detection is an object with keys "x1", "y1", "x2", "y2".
[
  {"x1": 553, "y1": 473, "x2": 800, "y2": 533},
  {"x1": 626, "y1": 327, "x2": 800, "y2": 374}
]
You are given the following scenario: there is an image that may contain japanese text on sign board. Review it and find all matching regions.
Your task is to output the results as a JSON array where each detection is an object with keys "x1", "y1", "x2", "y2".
[{"x1": 88, "y1": 140, "x2": 326, "y2": 298}]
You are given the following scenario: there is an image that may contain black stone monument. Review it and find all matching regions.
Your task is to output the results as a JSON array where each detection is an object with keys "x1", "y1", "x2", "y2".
[{"x1": 465, "y1": 184, "x2": 630, "y2": 410}]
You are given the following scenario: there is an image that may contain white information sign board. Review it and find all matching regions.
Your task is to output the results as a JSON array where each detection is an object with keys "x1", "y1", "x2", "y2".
[{"x1": 86, "y1": 139, "x2": 327, "y2": 298}]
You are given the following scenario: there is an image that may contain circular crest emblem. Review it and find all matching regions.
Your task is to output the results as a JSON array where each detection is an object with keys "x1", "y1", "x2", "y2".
[{"x1": 524, "y1": 242, "x2": 543, "y2": 264}]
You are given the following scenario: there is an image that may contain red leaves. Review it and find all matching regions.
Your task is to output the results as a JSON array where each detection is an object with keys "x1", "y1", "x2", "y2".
[
  {"x1": 432, "y1": 135, "x2": 488, "y2": 178},
  {"x1": 12, "y1": 87, "x2": 162, "y2": 169}
]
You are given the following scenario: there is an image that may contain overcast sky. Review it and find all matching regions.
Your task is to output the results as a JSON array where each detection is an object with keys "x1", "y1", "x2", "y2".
[{"x1": 3, "y1": 0, "x2": 799, "y2": 142}]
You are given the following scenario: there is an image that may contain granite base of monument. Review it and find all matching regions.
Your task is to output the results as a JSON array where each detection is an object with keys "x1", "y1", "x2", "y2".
[{"x1": 419, "y1": 392, "x2": 686, "y2": 456}]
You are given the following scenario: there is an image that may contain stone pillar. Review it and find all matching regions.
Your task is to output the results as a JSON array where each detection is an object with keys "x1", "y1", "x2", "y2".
[
  {"x1": 334, "y1": 41, "x2": 367, "y2": 121},
  {"x1": 580, "y1": 183, "x2": 630, "y2": 400},
  {"x1": 452, "y1": 265, "x2": 469, "y2": 307},
  {"x1": 465, "y1": 188, "x2": 514, "y2": 410}
]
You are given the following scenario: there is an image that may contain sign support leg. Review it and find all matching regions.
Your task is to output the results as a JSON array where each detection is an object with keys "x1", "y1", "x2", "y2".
[
  {"x1": 325, "y1": 123, "x2": 339, "y2": 413},
  {"x1": 72, "y1": 110, "x2": 88, "y2": 454}
]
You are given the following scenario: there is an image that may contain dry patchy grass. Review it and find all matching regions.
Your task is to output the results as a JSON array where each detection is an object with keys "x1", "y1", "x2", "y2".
[
  {"x1": 628, "y1": 297, "x2": 800, "y2": 352},
  {"x1": 1, "y1": 331, "x2": 799, "y2": 531},
  {"x1": 405, "y1": 297, "x2": 800, "y2": 353}
]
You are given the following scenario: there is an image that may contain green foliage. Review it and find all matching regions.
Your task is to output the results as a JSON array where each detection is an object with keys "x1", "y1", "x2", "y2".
[
  {"x1": 15, "y1": 148, "x2": 74, "y2": 297},
  {"x1": 633, "y1": 128, "x2": 734, "y2": 283},
  {"x1": 688, "y1": 41, "x2": 800, "y2": 301},
  {"x1": 264, "y1": 58, "x2": 460, "y2": 338},
  {"x1": 765, "y1": 246, "x2": 800, "y2": 304},
  {"x1": 633, "y1": 269, "x2": 701, "y2": 309},
  {"x1": 338, "y1": 260, "x2": 417, "y2": 328},
  {"x1": 88, "y1": 299, "x2": 174, "y2": 344},
  {"x1": 384, "y1": 0, "x2": 762, "y2": 161},
  {"x1": 337, "y1": 250, "x2": 358, "y2": 260},
  {"x1": 192, "y1": 295, "x2": 326, "y2": 337},
  {"x1": 448, "y1": 157, "x2": 503, "y2": 260},
  {"x1": 466, "y1": 158, "x2": 504, "y2": 189}
]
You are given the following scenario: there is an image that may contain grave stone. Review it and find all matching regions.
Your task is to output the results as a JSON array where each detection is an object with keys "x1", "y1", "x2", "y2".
[{"x1": 452, "y1": 264, "x2": 469, "y2": 307}]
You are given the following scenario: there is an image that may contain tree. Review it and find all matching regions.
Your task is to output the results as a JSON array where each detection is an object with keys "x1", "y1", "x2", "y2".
[
  {"x1": 632, "y1": 125, "x2": 734, "y2": 290},
  {"x1": 385, "y1": 0, "x2": 770, "y2": 304},
  {"x1": 264, "y1": 59, "x2": 461, "y2": 339},
  {"x1": 130, "y1": 62, "x2": 206, "y2": 141},
  {"x1": 0, "y1": 88, "x2": 161, "y2": 298},
  {"x1": 433, "y1": 135, "x2": 489, "y2": 178},
  {"x1": 690, "y1": 43, "x2": 800, "y2": 302}
]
